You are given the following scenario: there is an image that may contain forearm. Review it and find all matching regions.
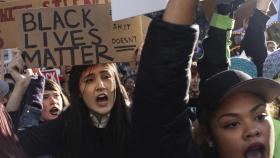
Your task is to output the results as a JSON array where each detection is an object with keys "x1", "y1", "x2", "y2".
[
  {"x1": 6, "y1": 81, "x2": 29, "y2": 112},
  {"x1": 198, "y1": 13, "x2": 234, "y2": 82},
  {"x1": 163, "y1": 0, "x2": 197, "y2": 25}
]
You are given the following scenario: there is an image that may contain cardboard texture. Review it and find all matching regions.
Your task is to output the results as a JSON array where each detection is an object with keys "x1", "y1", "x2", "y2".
[
  {"x1": 16, "y1": 4, "x2": 144, "y2": 67},
  {"x1": 0, "y1": 0, "x2": 111, "y2": 49}
]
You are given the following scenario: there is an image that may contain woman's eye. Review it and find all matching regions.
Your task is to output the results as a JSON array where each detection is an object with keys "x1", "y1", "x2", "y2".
[
  {"x1": 102, "y1": 74, "x2": 111, "y2": 80},
  {"x1": 83, "y1": 76, "x2": 95, "y2": 83},
  {"x1": 53, "y1": 94, "x2": 60, "y2": 98},
  {"x1": 43, "y1": 96, "x2": 49, "y2": 100},
  {"x1": 256, "y1": 114, "x2": 268, "y2": 121},
  {"x1": 224, "y1": 122, "x2": 240, "y2": 129}
]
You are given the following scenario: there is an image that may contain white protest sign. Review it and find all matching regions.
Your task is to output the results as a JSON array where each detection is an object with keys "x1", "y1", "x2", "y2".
[{"x1": 111, "y1": 0, "x2": 168, "y2": 21}]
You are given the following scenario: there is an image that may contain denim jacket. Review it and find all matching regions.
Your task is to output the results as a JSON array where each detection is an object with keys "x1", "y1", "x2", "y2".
[{"x1": 16, "y1": 76, "x2": 45, "y2": 131}]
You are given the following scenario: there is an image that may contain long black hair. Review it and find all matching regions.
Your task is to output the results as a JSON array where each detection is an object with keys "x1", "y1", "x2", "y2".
[{"x1": 60, "y1": 64, "x2": 131, "y2": 158}]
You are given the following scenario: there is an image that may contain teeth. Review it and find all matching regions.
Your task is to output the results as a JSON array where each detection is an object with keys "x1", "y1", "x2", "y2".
[
  {"x1": 245, "y1": 150, "x2": 262, "y2": 158},
  {"x1": 98, "y1": 94, "x2": 106, "y2": 98}
]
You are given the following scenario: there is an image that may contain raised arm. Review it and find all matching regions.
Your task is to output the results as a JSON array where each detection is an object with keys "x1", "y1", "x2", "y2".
[
  {"x1": 6, "y1": 49, "x2": 32, "y2": 112},
  {"x1": 132, "y1": 0, "x2": 199, "y2": 157},
  {"x1": 198, "y1": 2, "x2": 238, "y2": 84},
  {"x1": 241, "y1": 0, "x2": 271, "y2": 77}
]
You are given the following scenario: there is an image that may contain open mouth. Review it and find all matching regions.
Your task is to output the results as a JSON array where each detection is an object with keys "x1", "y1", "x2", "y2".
[
  {"x1": 96, "y1": 94, "x2": 108, "y2": 106},
  {"x1": 49, "y1": 107, "x2": 60, "y2": 116},
  {"x1": 244, "y1": 143, "x2": 265, "y2": 158}
]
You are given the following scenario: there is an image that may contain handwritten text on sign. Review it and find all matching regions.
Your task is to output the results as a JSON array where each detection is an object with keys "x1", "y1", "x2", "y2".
[
  {"x1": 0, "y1": 0, "x2": 111, "y2": 49},
  {"x1": 16, "y1": 5, "x2": 142, "y2": 67}
]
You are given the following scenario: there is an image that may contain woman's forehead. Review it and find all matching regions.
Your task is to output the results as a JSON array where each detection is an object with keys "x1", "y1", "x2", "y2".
[
  {"x1": 44, "y1": 90, "x2": 60, "y2": 95},
  {"x1": 83, "y1": 64, "x2": 114, "y2": 74},
  {"x1": 216, "y1": 92, "x2": 266, "y2": 114}
]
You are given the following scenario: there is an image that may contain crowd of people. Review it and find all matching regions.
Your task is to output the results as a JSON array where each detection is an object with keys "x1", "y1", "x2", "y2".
[{"x1": 0, "y1": 0, "x2": 280, "y2": 158}]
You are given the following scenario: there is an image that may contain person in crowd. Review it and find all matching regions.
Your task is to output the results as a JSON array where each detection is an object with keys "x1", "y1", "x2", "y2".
[
  {"x1": 40, "y1": 79, "x2": 70, "y2": 122},
  {"x1": 190, "y1": 62, "x2": 200, "y2": 99},
  {"x1": 132, "y1": 1, "x2": 279, "y2": 158},
  {"x1": 0, "y1": 103, "x2": 26, "y2": 158},
  {"x1": 7, "y1": 49, "x2": 132, "y2": 158},
  {"x1": 6, "y1": 53, "x2": 70, "y2": 127},
  {"x1": 266, "y1": 40, "x2": 278, "y2": 54},
  {"x1": 123, "y1": 75, "x2": 136, "y2": 105}
]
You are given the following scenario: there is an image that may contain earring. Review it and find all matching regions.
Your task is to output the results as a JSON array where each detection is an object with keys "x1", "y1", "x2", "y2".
[{"x1": 208, "y1": 141, "x2": 215, "y2": 148}]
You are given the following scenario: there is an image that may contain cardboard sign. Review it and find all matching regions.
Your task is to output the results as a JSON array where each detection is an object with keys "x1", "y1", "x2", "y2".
[
  {"x1": 16, "y1": 4, "x2": 143, "y2": 67},
  {"x1": 41, "y1": 69, "x2": 60, "y2": 85},
  {"x1": 111, "y1": 0, "x2": 168, "y2": 21},
  {"x1": 0, "y1": 0, "x2": 111, "y2": 49}
]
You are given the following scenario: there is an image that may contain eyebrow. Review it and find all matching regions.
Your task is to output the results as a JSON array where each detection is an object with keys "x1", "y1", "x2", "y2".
[
  {"x1": 249, "y1": 103, "x2": 266, "y2": 113},
  {"x1": 100, "y1": 70, "x2": 111, "y2": 74},
  {"x1": 84, "y1": 73, "x2": 95, "y2": 78},
  {"x1": 218, "y1": 103, "x2": 265, "y2": 120}
]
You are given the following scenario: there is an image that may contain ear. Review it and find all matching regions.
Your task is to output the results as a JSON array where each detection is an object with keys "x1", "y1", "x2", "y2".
[
  {"x1": 204, "y1": 127, "x2": 216, "y2": 148},
  {"x1": 193, "y1": 124, "x2": 213, "y2": 146}
]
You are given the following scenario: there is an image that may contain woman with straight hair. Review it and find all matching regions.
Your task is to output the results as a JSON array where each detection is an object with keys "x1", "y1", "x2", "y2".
[{"x1": 8, "y1": 50, "x2": 132, "y2": 157}]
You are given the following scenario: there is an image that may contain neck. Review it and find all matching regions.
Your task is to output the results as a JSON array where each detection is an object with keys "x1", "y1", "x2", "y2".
[{"x1": 89, "y1": 112, "x2": 110, "y2": 128}]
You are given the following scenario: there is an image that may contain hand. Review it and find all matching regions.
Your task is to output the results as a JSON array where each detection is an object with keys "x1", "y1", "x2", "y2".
[
  {"x1": 256, "y1": 0, "x2": 272, "y2": 14},
  {"x1": 8, "y1": 49, "x2": 32, "y2": 87}
]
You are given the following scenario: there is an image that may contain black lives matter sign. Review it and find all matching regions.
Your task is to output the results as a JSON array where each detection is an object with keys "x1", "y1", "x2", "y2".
[{"x1": 15, "y1": 4, "x2": 143, "y2": 67}]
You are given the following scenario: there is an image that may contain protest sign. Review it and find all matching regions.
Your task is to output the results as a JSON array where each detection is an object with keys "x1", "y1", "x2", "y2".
[
  {"x1": 0, "y1": 49, "x2": 13, "y2": 76},
  {"x1": 41, "y1": 69, "x2": 60, "y2": 85},
  {"x1": 0, "y1": 0, "x2": 110, "y2": 49},
  {"x1": 111, "y1": 0, "x2": 168, "y2": 21},
  {"x1": 15, "y1": 4, "x2": 143, "y2": 67}
]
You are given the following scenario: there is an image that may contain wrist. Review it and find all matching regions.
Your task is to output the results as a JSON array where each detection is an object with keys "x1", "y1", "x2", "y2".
[{"x1": 256, "y1": 1, "x2": 271, "y2": 15}]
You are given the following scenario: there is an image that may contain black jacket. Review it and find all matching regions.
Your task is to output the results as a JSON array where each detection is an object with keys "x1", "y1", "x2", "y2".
[
  {"x1": 241, "y1": 9, "x2": 270, "y2": 77},
  {"x1": 132, "y1": 18, "x2": 203, "y2": 158}
]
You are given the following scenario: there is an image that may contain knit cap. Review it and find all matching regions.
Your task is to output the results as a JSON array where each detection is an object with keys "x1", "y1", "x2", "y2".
[{"x1": 230, "y1": 57, "x2": 257, "y2": 78}]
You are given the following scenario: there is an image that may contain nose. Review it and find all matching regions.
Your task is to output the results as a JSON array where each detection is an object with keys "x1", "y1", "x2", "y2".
[
  {"x1": 95, "y1": 78, "x2": 105, "y2": 91},
  {"x1": 49, "y1": 95, "x2": 57, "y2": 104},
  {"x1": 243, "y1": 125, "x2": 262, "y2": 140}
]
